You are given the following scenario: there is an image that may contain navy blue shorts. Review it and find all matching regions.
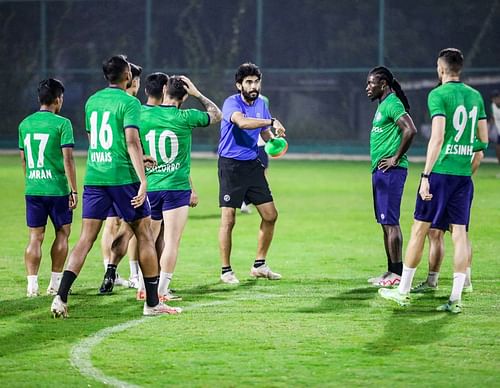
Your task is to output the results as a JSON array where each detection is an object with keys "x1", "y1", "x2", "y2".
[
  {"x1": 82, "y1": 183, "x2": 151, "y2": 222},
  {"x1": 415, "y1": 173, "x2": 473, "y2": 226},
  {"x1": 25, "y1": 195, "x2": 73, "y2": 229},
  {"x1": 372, "y1": 167, "x2": 408, "y2": 225},
  {"x1": 107, "y1": 204, "x2": 120, "y2": 218},
  {"x1": 147, "y1": 190, "x2": 191, "y2": 220}
]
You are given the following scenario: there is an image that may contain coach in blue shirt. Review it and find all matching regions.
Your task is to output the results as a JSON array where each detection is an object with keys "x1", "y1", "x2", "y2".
[{"x1": 217, "y1": 62, "x2": 286, "y2": 285}]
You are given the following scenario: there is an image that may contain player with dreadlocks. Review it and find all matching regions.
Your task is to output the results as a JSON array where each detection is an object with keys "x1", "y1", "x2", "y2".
[{"x1": 366, "y1": 66, "x2": 417, "y2": 287}]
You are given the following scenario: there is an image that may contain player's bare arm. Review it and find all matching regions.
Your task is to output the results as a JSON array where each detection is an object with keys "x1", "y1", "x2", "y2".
[
  {"x1": 125, "y1": 127, "x2": 148, "y2": 208},
  {"x1": 189, "y1": 176, "x2": 199, "y2": 208},
  {"x1": 62, "y1": 147, "x2": 78, "y2": 209},
  {"x1": 19, "y1": 150, "x2": 26, "y2": 176},
  {"x1": 180, "y1": 76, "x2": 222, "y2": 124},
  {"x1": 420, "y1": 116, "x2": 445, "y2": 201},
  {"x1": 231, "y1": 111, "x2": 278, "y2": 131},
  {"x1": 378, "y1": 114, "x2": 417, "y2": 171}
]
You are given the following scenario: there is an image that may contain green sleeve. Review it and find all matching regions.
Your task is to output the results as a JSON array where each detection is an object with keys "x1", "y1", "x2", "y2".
[
  {"x1": 124, "y1": 98, "x2": 141, "y2": 129},
  {"x1": 427, "y1": 89, "x2": 445, "y2": 118},
  {"x1": 478, "y1": 94, "x2": 487, "y2": 120},
  {"x1": 18, "y1": 124, "x2": 24, "y2": 150},
  {"x1": 60, "y1": 119, "x2": 75, "y2": 146},
  {"x1": 389, "y1": 98, "x2": 407, "y2": 123},
  {"x1": 185, "y1": 109, "x2": 210, "y2": 128}
]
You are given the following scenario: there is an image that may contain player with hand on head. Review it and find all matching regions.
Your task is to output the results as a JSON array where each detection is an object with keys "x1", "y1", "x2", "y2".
[
  {"x1": 19, "y1": 78, "x2": 78, "y2": 297},
  {"x1": 378, "y1": 48, "x2": 488, "y2": 313},
  {"x1": 140, "y1": 74, "x2": 222, "y2": 301},
  {"x1": 366, "y1": 66, "x2": 417, "y2": 287},
  {"x1": 51, "y1": 55, "x2": 180, "y2": 318},
  {"x1": 218, "y1": 62, "x2": 286, "y2": 284}
]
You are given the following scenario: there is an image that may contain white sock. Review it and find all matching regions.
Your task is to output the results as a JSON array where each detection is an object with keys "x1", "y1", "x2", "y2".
[
  {"x1": 103, "y1": 259, "x2": 109, "y2": 270},
  {"x1": 427, "y1": 271, "x2": 440, "y2": 287},
  {"x1": 138, "y1": 267, "x2": 145, "y2": 293},
  {"x1": 450, "y1": 272, "x2": 466, "y2": 302},
  {"x1": 129, "y1": 260, "x2": 139, "y2": 278},
  {"x1": 158, "y1": 271, "x2": 173, "y2": 295},
  {"x1": 464, "y1": 267, "x2": 472, "y2": 287},
  {"x1": 27, "y1": 275, "x2": 38, "y2": 291},
  {"x1": 49, "y1": 272, "x2": 62, "y2": 289},
  {"x1": 398, "y1": 265, "x2": 416, "y2": 294}
]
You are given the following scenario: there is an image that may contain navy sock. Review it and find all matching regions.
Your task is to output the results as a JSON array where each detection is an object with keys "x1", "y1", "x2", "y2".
[
  {"x1": 57, "y1": 270, "x2": 77, "y2": 303},
  {"x1": 221, "y1": 266, "x2": 232, "y2": 275},
  {"x1": 390, "y1": 262, "x2": 403, "y2": 276},
  {"x1": 144, "y1": 276, "x2": 159, "y2": 307},
  {"x1": 253, "y1": 259, "x2": 265, "y2": 268}
]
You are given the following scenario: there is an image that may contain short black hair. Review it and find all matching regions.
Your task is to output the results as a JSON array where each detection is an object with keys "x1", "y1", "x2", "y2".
[
  {"x1": 130, "y1": 63, "x2": 143, "y2": 79},
  {"x1": 438, "y1": 48, "x2": 464, "y2": 74},
  {"x1": 166, "y1": 75, "x2": 187, "y2": 101},
  {"x1": 102, "y1": 54, "x2": 129, "y2": 83},
  {"x1": 38, "y1": 78, "x2": 65, "y2": 105},
  {"x1": 235, "y1": 62, "x2": 262, "y2": 84},
  {"x1": 145, "y1": 72, "x2": 169, "y2": 99},
  {"x1": 492, "y1": 89, "x2": 500, "y2": 98}
]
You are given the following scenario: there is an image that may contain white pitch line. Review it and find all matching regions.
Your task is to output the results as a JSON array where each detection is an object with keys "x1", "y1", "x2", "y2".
[{"x1": 70, "y1": 296, "x2": 280, "y2": 387}]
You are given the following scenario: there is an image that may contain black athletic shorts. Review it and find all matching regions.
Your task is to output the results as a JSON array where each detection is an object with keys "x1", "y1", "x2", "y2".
[{"x1": 218, "y1": 156, "x2": 273, "y2": 208}]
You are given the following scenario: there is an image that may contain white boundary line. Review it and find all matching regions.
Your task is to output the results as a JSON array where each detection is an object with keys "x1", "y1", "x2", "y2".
[{"x1": 70, "y1": 296, "x2": 280, "y2": 387}]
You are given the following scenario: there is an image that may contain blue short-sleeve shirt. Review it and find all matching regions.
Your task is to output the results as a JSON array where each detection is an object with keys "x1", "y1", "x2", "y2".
[{"x1": 217, "y1": 94, "x2": 271, "y2": 160}]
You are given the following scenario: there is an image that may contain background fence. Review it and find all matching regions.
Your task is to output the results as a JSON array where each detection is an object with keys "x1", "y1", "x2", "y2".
[{"x1": 1, "y1": 0, "x2": 500, "y2": 155}]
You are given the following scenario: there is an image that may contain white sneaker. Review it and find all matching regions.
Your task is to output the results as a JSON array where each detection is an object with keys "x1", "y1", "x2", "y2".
[
  {"x1": 143, "y1": 302, "x2": 182, "y2": 316},
  {"x1": 221, "y1": 271, "x2": 240, "y2": 284},
  {"x1": 368, "y1": 271, "x2": 391, "y2": 284},
  {"x1": 373, "y1": 272, "x2": 400, "y2": 287},
  {"x1": 128, "y1": 275, "x2": 140, "y2": 289},
  {"x1": 159, "y1": 290, "x2": 182, "y2": 302},
  {"x1": 240, "y1": 202, "x2": 252, "y2": 214},
  {"x1": 51, "y1": 295, "x2": 68, "y2": 318},
  {"x1": 114, "y1": 273, "x2": 130, "y2": 287},
  {"x1": 27, "y1": 287, "x2": 39, "y2": 298},
  {"x1": 46, "y1": 286, "x2": 58, "y2": 296},
  {"x1": 250, "y1": 264, "x2": 282, "y2": 280}
]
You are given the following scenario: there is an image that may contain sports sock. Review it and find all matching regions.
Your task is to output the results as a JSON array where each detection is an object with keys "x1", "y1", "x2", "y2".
[
  {"x1": 398, "y1": 265, "x2": 416, "y2": 294},
  {"x1": 450, "y1": 272, "x2": 466, "y2": 302},
  {"x1": 57, "y1": 270, "x2": 77, "y2": 303},
  {"x1": 103, "y1": 259, "x2": 109, "y2": 270},
  {"x1": 144, "y1": 276, "x2": 160, "y2": 307},
  {"x1": 105, "y1": 264, "x2": 117, "y2": 280},
  {"x1": 427, "y1": 271, "x2": 440, "y2": 287},
  {"x1": 221, "y1": 266, "x2": 232, "y2": 275},
  {"x1": 129, "y1": 260, "x2": 139, "y2": 278},
  {"x1": 253, "y1": 259, "x2": 266, "y2": 268},
  {"x1": 158, "y1": 271, "x2": 173, "y2": 295},
  {"x1": 464, "y1": 267, "x2": 472, "y2": 287},
  {"x1": 49, "y1": 272, "x2": 62, "y2": 289},
  {"x1": 390, "y1": 261, "x2": 403, "y2": 276},
  {"x1": 27, "y1": 275, "x2": 38, "y2": 291}
]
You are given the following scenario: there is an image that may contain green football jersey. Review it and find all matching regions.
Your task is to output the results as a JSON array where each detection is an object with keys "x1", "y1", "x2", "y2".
[
  {"x1": 139, "y1": 105, "x2": 209, "y2": 191},
  {"x1": 84, "y1": 87, "x2": 141, "y2": 185},
  {"x1": 370, "y1": 93, "x2": 409, "y2": 172},
  {"x1": 427, "y1": 82, "x2": 486, "y2": 176},
  {"x1": 18, "y1": 111, "x2": 74, "y2": 196}
]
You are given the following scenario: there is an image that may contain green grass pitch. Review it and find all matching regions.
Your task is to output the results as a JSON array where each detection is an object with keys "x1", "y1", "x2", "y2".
[{"x1": 0, "y1": 155, "x2": 499, "y2": 387}]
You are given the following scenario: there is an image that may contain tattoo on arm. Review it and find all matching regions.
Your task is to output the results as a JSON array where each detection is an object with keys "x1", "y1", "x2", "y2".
[{"x1": 197, "y1": 94, "x2": 222, "y2": 123}]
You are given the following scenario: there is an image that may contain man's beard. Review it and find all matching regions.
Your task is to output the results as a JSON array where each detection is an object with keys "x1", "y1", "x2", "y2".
[{"x1": 242, "y1": 89, "x2": 259, "y2": 101}]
